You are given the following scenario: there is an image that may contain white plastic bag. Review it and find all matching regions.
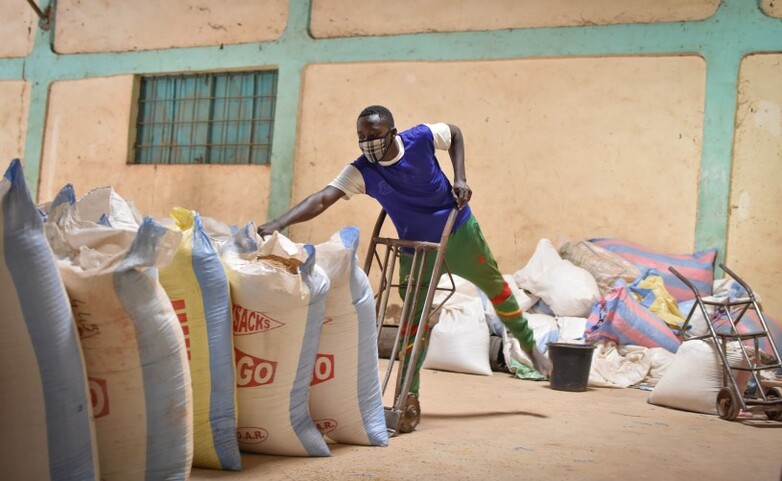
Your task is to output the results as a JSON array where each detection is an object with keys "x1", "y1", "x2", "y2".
[{"x1": 514, "y1": 239, "x2": 600, "y2": 317}]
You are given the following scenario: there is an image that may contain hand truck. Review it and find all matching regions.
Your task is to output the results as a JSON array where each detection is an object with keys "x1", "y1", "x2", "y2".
[
  {"x1": 669, "y1": 264, "x2": 782, "y2": 421},
  {"x1": 363, "y1": 209, "x2": 458, "y2": 436}
]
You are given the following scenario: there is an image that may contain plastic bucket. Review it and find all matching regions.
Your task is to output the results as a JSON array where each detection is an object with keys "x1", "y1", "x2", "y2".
[{"x1": 547, "y1": 342, "x2": 596, "y2": 392}]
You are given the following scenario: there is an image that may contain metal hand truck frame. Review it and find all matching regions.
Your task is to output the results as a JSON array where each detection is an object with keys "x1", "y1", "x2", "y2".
[
  {"x1": 363, "y1": 209, "x2": 458, "y2": 436},
  {"x1": 669, "y1": 264, "x2": 782, "y2": 421}
]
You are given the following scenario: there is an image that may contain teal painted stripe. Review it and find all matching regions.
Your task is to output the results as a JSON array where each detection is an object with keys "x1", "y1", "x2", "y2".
[{"x1": 3, "y1": 0, "x2": 782, "y2": 258}]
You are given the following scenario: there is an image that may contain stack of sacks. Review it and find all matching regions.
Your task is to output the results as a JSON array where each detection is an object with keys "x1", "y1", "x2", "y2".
[
  {"x1": 310, "y1": 227, "x2": 388, "y2": 446},
  {"x1": 509, "y1": 237, "x2": 723, "y2": 387},
  {"x1": 1, "y1": 159, "x2": 99, "y2": 480},
  {"x1": 158, "y1": 208, "x2": 241, "y2": 471},
  {"x1": 44, "y1": 186, "x2": 193, "y2": 479},
  {"x1": 222, "y1": 226, "x2": 330, "y2": 457},
  {"x1": 571, "y1": 238, "x2": 720, "y2": 354},
  {"x1": 502, "y1": 238, "x2": 599, "y2": 375}
]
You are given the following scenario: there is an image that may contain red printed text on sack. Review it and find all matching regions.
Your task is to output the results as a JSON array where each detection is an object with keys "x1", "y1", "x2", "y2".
[
  {"x1": 170, "y1": 299, "x2": 191, "y2": 360},
  {"x1": 236, "y1": 427, "x2": 268, "y2": 444},
  {"x1": 310, "y1": 353, "x2": 335, "y2": 386},
  {"x1": 235, "y1": 348, "x2": 277, "y2": 388},
  {"x1": 89, "y1": 377, "x2": 110, "y2": 418},
  {"x1": 232, "y1": 304, "x2": 284, "y2": 335}
]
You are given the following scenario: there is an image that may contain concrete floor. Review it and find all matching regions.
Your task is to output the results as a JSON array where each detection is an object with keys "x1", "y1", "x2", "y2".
[{"x1": 191, "y1": 360, "x2": 782, "y2": 481}]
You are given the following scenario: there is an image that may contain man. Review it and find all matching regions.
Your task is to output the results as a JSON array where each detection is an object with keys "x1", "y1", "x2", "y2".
[{"x1": 257, "y1": 105, "x2": 551, "y2": 432}]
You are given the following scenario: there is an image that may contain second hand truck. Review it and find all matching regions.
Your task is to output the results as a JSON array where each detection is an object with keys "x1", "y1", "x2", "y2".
[
  {"x1": 669, "y1": 264, "x2": 782, "y2": 422},
  {"x1": 363, "y1": 209, "x2": 458, "y2": 436}
]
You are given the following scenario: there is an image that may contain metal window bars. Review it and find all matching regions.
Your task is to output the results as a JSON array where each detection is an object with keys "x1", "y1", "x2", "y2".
[{"x1": 134, "y1": 71, "x2": 277, "y2": 165}]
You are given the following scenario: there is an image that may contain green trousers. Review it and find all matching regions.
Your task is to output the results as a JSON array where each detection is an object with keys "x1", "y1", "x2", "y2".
[{"x1": 397, "y1": 215, "x2": 535, "y2": 396}]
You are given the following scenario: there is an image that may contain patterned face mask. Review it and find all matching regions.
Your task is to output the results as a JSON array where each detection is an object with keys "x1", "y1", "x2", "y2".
[{"x1": 359, "y1": 133, "x2": 391, "y2": 163}]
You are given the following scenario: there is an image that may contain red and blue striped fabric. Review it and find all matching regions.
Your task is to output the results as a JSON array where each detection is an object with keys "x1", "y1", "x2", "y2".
[
  {"x1": 712, "y1": 310, "x2": 782, "y2": 357},
  {"x1": 590, "y1": 238, "x2": 716, "y2": 302},
  {"x1": 586, "y1": 283, "x2": 682, "y2": 353}
]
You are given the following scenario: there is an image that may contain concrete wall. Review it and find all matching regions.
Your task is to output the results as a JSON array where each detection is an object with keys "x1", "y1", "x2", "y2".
[
  {"x1": 54, "y1": 0, "x2": 288, "y2": 53},
  {"x1": 761, "y1": 0, "x2": 782, "y2": 17},
  {"x1": 2, "y1": 0, "x2": 782, "y2": 328},
  {"x1": 0, "y1": 81, "x2": 29, "y2": 160},
  {"x1": 311, "y1": 0, "x2": 719, "y2": 37},
  {"x1": 39, "y1": 76, "x2": 271, "y2": 226},
  {"x1": 728, "y1": 53, "x2": 782, "y2": 319},
  {"x1": 293, "y1": 57, "x2": 705, "y2": 270},
  {"x1": 0, "y1": 3, "x2": 34, "y2": 58}
]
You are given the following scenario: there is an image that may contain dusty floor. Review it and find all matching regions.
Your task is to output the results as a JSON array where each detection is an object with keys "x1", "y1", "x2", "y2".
[{"x1": 191, "y1": 360, "x2": 782, "y2": 481}]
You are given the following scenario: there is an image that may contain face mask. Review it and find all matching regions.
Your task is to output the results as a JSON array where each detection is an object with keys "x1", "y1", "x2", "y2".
[{"x1": 359, "y1": 133, "x2": 391, "y2": 163}]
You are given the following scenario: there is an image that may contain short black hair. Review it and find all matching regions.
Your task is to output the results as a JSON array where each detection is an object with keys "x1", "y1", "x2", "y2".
[{"x1": 358, "y1": 105, "x2": 394, "y2": 127}]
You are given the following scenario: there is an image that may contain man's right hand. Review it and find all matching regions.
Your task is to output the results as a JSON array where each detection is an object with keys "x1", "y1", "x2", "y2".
[{"x1": 256, "y1": 220, "x2": 282, "y2": 238}]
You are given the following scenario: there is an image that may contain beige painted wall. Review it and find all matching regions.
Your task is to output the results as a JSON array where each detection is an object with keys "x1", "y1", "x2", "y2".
[
  {"x1": 0, "y1": 80, "x2": 29, "y2": 163},
  {"x1": 760, "y1": 0, "x2": 782, "y2": 17},
  {"x1": 0, "y1": 2, "x2": 35, "y2": 58},
  {"x1": 54, "y1": 0, "x2": 288, "y2": 54},
  {"x1": 310, "y1": 0, "x2": 719, "y2": 38},
  {"x1": 728, "y1": 54, "x2": 782, "y2": 321},
  {"x1": 38, "y1": 76, "x2": 271, "y2": 226},
  {"x1": 291, "y1": 57, "x2": 705, "y2": 274}
]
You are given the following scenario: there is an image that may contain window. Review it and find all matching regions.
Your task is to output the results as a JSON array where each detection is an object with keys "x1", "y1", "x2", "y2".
[{"x1": 133, "y1": 70, "x2": 277, "y2": 165}]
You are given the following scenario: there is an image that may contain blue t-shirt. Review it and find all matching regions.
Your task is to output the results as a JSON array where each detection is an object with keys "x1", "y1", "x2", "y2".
[{"x1": 351, "y1": 124, "x2": 472, "y2": 242}]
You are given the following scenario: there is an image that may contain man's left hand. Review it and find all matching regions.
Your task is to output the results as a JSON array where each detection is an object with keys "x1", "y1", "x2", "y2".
[{"x1": 452, "y1": 180, "x2": 472, "y2": 209}]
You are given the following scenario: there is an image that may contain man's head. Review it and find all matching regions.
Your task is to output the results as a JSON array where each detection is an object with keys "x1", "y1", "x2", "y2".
[{"x1": 357, "y1": 105, "x2": 397, "y2": 163}]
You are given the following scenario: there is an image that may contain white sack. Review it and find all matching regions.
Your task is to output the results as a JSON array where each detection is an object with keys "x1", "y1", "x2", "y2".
[
  {"x1": 310, "y1": 227, "x2": 387, "y2": 446},
  {"x1": 1, "y1": 160, "x2": 99, "y2": 480},
  {"x1": 224, "y1": 227, "x2": 330, "y2": 457},
  {"x1": 423, "y1": 291, "x2": 492, "y2": 376},
  {"x1": 648, "y1": 340, "x2": 749, "y2": 415},
  {"x1": 45, "y1": 185, "x2": 143, "y2": 262},
  {"x1": 513, "y1": 238, "x2": 600, "y2": 317},
  {"x1": 54, "y1": 216, "x2": 193, "y2": 480}
]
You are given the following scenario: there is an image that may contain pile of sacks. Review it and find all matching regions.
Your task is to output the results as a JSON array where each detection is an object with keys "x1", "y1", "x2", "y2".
[
  {"x1": 1, "y1": 159, "x2": 387, "y2": 480},
  {"x1": 422, "y1": 235, "x2": 782, "y2": 416}
]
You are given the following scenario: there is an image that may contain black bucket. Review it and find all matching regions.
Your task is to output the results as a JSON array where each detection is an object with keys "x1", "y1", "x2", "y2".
[{"x1": 547, "y1": 342, "x2": 596, "y2": 392}]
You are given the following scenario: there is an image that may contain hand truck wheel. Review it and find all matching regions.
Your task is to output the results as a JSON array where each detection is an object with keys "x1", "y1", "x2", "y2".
[
  {"x1": 397, "y1": 394, "x2": 420, "y2": 434},
  {"x1": 716, "y1": 387, "x2": 741, "y2": 421},
  {"x1": 764, "y1": 387, "x2": 782, "y2": 421}
]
